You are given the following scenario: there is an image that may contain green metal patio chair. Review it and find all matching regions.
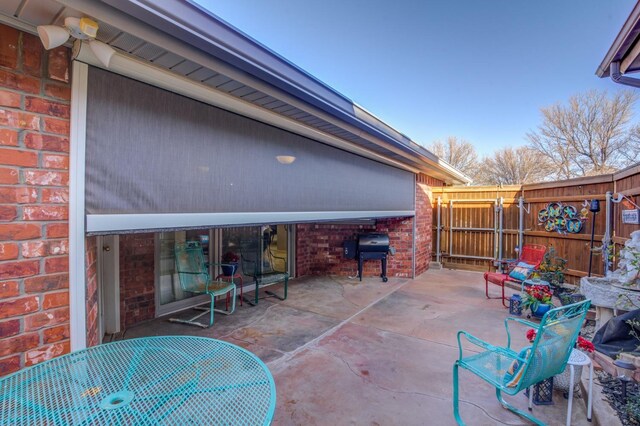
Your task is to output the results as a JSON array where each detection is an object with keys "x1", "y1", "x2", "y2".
[
  {"x1": 170, "y1": 241, "x2": 236, "y2": 328},
  {"x1": 453, "y1": 299, "x2": 591, "y2": 425},
  {"x1": 240, "y1": 243, "x2": 288, "y2": 305}
]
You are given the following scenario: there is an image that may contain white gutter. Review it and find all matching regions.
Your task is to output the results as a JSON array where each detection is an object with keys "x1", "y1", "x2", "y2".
[{"x1": 610, "y1": 61, "x2": 640, "y2": 89}]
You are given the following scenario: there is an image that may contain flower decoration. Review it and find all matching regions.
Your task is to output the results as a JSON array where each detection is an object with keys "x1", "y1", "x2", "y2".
[
  {"x1": 221, "y1": 251, "x2": 239, "y2": 263},
  {"x1": 577, "y1": 336, "x2": 595, "y2": 353},
  {"x1": 526, "y1": 330, "x2": 594, "y2": 353},
  {"x1": 526, "y1": 329, "x2": 537, "y2": 342},
  {"x1": 521, "y1": 285, "x2": 554, "y2": 311},
  {"x1": 613, "y1": 230, "x2": 640, "y2": 285}
]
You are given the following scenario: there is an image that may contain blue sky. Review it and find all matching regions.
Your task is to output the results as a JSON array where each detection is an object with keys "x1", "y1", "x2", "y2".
[{"x1": 195, "y1": 0, "x2": 636, "y2": 155}]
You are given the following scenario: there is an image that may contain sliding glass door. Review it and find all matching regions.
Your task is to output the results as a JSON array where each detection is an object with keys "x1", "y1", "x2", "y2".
[
  {"x1": 154, "y1": 225, "x2": 292, "y2": 317},
  {"x1": 155, "y1": 230, "x2": 210, "y2": 316}
]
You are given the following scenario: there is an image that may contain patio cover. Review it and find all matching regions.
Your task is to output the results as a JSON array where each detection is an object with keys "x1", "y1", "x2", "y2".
[{"x1": 85, "y1": 68, "x2": 415, "y2": 233}]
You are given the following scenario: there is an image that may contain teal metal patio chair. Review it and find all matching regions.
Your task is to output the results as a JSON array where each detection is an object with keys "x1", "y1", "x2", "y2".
[
  {"x1": 240, "y1": 244, "x2": 288, "y2": 305},
  {"x1": 171, "y1": 241, "x2": 236, "y2": 328},
  {"x1": 453, "y1": 299, "x2": 591, "y2": 425}
]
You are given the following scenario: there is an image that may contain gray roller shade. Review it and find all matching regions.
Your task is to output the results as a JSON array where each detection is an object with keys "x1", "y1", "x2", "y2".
[{"x1": 85, "y1": 68, "x2": 414, "y2": 233}]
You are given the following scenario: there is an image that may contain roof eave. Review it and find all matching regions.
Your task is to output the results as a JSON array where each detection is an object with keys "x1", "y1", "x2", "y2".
[
  {"x1": 95, "y1": 0, "x2": 469, "y2": 184},
  {"x1": 596, "y1": 1, "x2": 640, "y2": 78}
]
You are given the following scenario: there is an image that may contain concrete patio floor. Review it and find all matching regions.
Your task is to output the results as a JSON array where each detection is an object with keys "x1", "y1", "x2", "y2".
[{"x1": 124, "y1": 269, "x2": 595, "y2": 425}]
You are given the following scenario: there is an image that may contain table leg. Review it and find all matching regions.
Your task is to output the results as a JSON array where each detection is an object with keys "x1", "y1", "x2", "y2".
[
  {"x1": 566, "y1": 365, "x2": 575, "y2": 426},
  {"x1": 588, "y1": 360, "x2": 593, "y2": 421}
]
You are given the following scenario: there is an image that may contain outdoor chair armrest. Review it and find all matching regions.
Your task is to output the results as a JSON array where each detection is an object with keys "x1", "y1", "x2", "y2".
[
  {"x1": 504, "y1": 317, "x2": 538, "y2": 349},
  {"x1": 456, "y1": 330, "x2": 501, "y2": 361}
]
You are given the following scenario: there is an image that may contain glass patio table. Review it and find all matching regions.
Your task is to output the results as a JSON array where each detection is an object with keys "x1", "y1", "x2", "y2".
[{"x1": 0, "y1": 336, "x2": 276, "y2": 425}]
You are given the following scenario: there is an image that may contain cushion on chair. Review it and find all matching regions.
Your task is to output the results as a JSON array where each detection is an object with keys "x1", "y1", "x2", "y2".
[
  {"x1": 508, "y1": 262, "x2": 535, "y2": 281},
  {"x1": 503, "y1": 347, "x2": 531, "y2": 388},
  {"x1": 503, "y1": 339, "x2": 564, "y2": 388}
]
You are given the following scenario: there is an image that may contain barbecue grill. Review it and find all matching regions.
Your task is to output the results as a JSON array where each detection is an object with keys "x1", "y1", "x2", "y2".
[{"x1": 357, "y1": 233, "x2": 389, "y2": 282}]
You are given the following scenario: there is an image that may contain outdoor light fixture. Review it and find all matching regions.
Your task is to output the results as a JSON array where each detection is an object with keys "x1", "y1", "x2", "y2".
[
  {"x1": 276, "y1": 155, "x2": 296, "y2": 164},
  {"x1": 37, "y1": 17, "x2": 115, "y2": 67},
  {"x1": 613, "y1": 359, "x2": 636, "y2": 401}
]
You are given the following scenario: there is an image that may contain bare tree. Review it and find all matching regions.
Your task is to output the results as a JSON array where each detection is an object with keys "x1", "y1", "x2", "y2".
[
  {"x1": 526, "y1": 89, "x2": 639, "y2": 179},
  {"x1": 429, "y1": 136, "x2": 478, "y2": 173},
  {"x1": 474, "y1": 147, "x2": 553, "y2": 185}
]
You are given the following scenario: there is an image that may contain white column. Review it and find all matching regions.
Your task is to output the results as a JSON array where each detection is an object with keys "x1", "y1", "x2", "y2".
[{"x1": 69, "y1": 61, "x2": 89, "y2": 351}]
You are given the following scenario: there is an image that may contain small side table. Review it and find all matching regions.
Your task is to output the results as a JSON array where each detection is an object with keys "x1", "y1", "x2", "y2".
[
  {"x1": 521, "y1": 278, "x2": 550, "y2": 292},
  {"x1": 216, "y1": 273, "x2": 244, "y2": 306},
  {"x1": 565, "y1": 348, "x2": 593, "y2": 425},
  {"x1": 527, "y1": 349, "x2": 593, "y2": 425}
]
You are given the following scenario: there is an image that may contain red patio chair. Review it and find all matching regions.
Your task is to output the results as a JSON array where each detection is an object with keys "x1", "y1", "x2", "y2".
[{"x1": 484, "y1": 244, "x2": 547, "y2": 307}]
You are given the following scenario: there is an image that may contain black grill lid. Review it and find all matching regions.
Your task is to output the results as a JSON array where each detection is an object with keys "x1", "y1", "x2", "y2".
[{"x1": 358, "y1": 233, "x2": 390, "y2": 252}]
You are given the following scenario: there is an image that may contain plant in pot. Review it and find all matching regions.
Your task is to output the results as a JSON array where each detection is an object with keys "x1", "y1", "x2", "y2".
[
  {"x1": 522, "y1": 285, "x2": 554, "y2": 318},
  {"x1": 537, "y1": 247, "x2": 567, "y2": 292},
  {"x1": 221, "y1": 251, "x2": 239, "y2": 276}
]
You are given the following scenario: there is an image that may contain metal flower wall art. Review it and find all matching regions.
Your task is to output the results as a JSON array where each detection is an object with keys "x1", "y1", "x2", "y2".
[{"x1": 537, "y1": 201, "x2": 589, "y2": 234}]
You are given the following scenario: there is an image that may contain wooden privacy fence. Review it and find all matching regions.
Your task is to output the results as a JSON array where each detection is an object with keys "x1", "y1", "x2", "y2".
[{"x1": 431, "y1": 164, "x2": 640, "y2": 284}]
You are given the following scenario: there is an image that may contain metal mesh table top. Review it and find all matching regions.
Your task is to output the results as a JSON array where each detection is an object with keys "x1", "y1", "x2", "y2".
[
  {"x1": 0, "y1": 336, "x2": 276, "y2": 425},
  {"x1": 567, "y1": 348, "x2": 591, "y2": 366}
]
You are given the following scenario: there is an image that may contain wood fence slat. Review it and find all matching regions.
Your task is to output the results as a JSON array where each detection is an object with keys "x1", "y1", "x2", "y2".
[{"x1": 432, "y1": 173, "x2": 640, "y2": 284}]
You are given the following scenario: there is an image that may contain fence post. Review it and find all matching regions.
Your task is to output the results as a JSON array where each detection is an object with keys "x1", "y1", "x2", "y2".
[
  {"x1": 603, "y1": 191, "x2": 612, "y2": 275},
  {"x1": 518, "y1": 196, "x2": 524, "y2": 253},
  {"x1": 436, "y1": 197, "x2": 441, "y2": 264},
  {"x1": 498, "y1": 197, "x2": 504, "y2": 265},
  {"x1": 449, "y1": 200, "x2": 454, "y2": 258}
]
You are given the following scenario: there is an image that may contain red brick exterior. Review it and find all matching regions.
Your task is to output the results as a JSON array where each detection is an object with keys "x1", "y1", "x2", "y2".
[
  {"x1": 119, "y1": 234, "x2": 155, "y2": 328},
  {"x1": 85, "y1": 236, "x2": 99, "y2": 347},
  {"x1": 296, "y1": 223, "x2": 376, "y2": 276},
  {"x1": 0, "y1": 24, "x2": 71, "y2": 376},
  {"x1": 296, "y1": 174, "x2": 444, "y2": 279},
  {"x1": 296, "y1": 217, "x2": 414, "y2": 278},
  {"x1": 415, "y1": 173, "x2": 444, "y2": 275}
]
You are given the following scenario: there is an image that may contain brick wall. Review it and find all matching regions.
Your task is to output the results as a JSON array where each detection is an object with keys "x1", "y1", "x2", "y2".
[
  {"x1": 415, "y1": 173, "x2": 443, "y2": 275},
  {"x1": 296, "y1": 223, "x2": 376, "y2": 276},
  {"x1": 296, "y1": 217, "x2": 414, "y2": 278},
  {"x1": 85, "y1": 236, "x2": 99, "y2": 347},
  {"x1": 295, "y1": 174, "x2": 444, "y2": 280},
  {"x1": 376, "y1": 217, "x2": 413, "y2": 278},
  {"x1": 0, "y1": 24, "x2": 71, "y2": 376},
  {"x1": 119, "y1": 233, "x2": 155, "y2": 328}
]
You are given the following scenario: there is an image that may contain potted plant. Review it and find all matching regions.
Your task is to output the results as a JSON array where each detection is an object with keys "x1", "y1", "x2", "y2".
[
  {"x1": 537, "y1": 247, "x2": 567, "y2": 290},
  {"x1": 522, "y1": 285, "x2": 554, "y2": 318},
  {"x1": 221, "y1": 251, "x2": 239, "y2": 276}
]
